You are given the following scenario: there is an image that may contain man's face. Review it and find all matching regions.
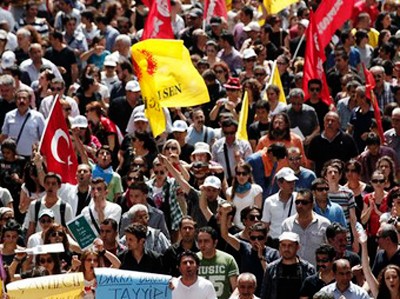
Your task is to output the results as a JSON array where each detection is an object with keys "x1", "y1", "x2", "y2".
[
  {"x1": 91, "y1": 183, "x2": 107, "y2": 201},
  {"x1": 76, "y1": 165, "x2": 91, "y2": 184},
  {"x1": 173, "y1": 131, "x2": 187, "y2": 144},
  {"x1": 279, "y1": 240, "x2": 299, "y2": 260},
  {"x1": 223, "y1": 125, "x2": 237, "y2": 145},
  {"x1": 255, "y1": 108, "x2": 268, "y2": 122},
  {"x1": 243, "y1": 210, "x2": 261, "y2": 228},
  {"x1": 391, "y1": 113, "x2": 400, "y2": 134},
  {"x1": 272, "y1": 115, "x2": 286, "y2": 134},
  {"x1": 308, "y1": 84, "x2": 321, "y2": 99},
  {"x1": 16, "y1": 91, "x2": 30, "y2": 114},
  {"x1": 203, "y1": 186, "x2": 219, "y2": 201},
  {"x1": 97, "y1": 150, "x2": 112, "y2": 168},
  {"x1": 325, "y1": 166, "x2": 340, "y2": 185},
  {"x1": 29, "y1": 46, "x2": 43, "y2": 62},
  {"x1": 371, "y1": 69, "x2": 384, "y2": 88},
  {"x1": 179, "y1": 256, "x2": 198, "y2": 279},
  {"x1": 278, "y1": 179, "x2": 295, "y2": 194},
  {"x1": 128, "y1": 189, "x2": 146, "y2": 205},
  {"x1": 313, "y1": 184, "x2": 329, "y2": 202},
  {"x1": 288, "y1": 152, "x2": 301, "y2": 171},
  {"x1": 335, "y1": 262, "x2": 352, "y2": 290},
  {"x1": 237, "y1": 279, "x2": 256, "y2": 299},
  {"x1": 367, "y1": 144, "x2": 380, "y2": 156},
  {"x1": 0, "y1": 84, "x2": 14, "y2": 101},
  {"x1": 17, "y1": 33, "x2": 30, "y2": 48},
  {"x1": 290, "y1": 96, "x2": 304, "y2": 113},
  {"x1": 125, "y1": 232, "x2": 142, "y2": 251},
  {"x1": 132, "y1": 210, "x2": 149, "y2": 226},
  {"x1": 316, "y1": 254, "x2": 333, "y2": 273},
  {"x1": 39, "y1": 216, "x2": 54, "y2": 230},
  {"x1": 44, "y1": 177, "x2": 60, "y2": 195},
  {"x1": 197, "y1": 231, "x2": 216, "y2": 257},
  {"x1": 324, "y1": 113, "x2": 340, "y2": 133},
  {"x1": 294, "y1": 193, "x2": 313, "y2": 215},
  {"x1": 329, "y1": 232, "x2": 347, "y2": 255},
  {"x1": 192, "y1": 110, "x2": 205, "y2": 127},
  {"x1": 249, "y1": 231, "x2": 266, "y2": 251},
  {"x1": 180, "y1": 219, "x2": 196, "y2": 242},
  {"x1": 100, "y1": 223, "x2": 117, "y2": 244}
]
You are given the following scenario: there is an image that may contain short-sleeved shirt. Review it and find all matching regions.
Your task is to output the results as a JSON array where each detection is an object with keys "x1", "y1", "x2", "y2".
[
  {"x1": 313, "y1": 200, "x2": 347, "y2": 228},
  {"x1": 320, "y1": 282, "x2": 370, "y2": 299},
  {"x1": 283, "y1": 104, "x2": 319, "y2": 137},
  {"x1": 197, "y1": 250, "x2": 239, "y2": 299},
  {"x1": 299, "y1": 273, "x2": 334, "y2": 299}
]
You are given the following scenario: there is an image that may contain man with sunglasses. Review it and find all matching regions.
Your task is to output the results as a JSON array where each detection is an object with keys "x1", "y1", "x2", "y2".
[
  {"x1": 312, "y1": 178, "x2": 347, "y2": 228},
  {"x1": 305, "y1": 79, "x2": 331, "y2": 132},
  {"x1": 282, "y1": 189, "x2": 331, "y2": 267},
  {"x1": 220, "y1": 205, "x2": 279, "y2": 297}
]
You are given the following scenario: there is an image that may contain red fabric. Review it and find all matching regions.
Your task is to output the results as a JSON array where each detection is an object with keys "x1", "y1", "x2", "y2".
[
  {"x1": 363, "y1": 193, "x2": 387, "y2": 236},
  {"x1": 100, "y1": 116, "x2": 117, "y2": 134},
  {"x1": 302, "y1": 11, "x2": 332, "y2": 106},
  {"x1": 39, "y1": 96, "x2": 78, "y2": 184},
  {"x1": 352, "y1": 0, "x2": 379, "y2": 25},
  {"x1": 363, "y1": 64, "x2": 385, "y2": 143},
  {"x1": 141, "y1": 0, "x2": 174, "y2": 40},
  {"x1": 314, "y1": 0, "x2": 355, "y2": 49},
  {"x1": 204, "y1": 0, "x2": 228, "y2": 24}
]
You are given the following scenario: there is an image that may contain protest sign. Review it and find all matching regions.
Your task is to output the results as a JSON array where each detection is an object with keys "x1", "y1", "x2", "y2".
[
  {"x1": 15, "y1": 243, "x2": 64, "y2": 255},
  {"x1": 7, "y1": 272, "x2": 84, "y2": 299},
  {"x1": 95, "y1": 268, "x2": 172, "y2": 299},
  {"x1": 67, "y1": 214, "x2": 97, "y2": 250}
]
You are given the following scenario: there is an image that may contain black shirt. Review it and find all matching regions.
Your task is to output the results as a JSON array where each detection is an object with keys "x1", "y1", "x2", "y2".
[
  {"x1": 163, "y1": 241, "x2": 199, "y2": 277},
  {"x1": 44, "y1": 46, "x2": 77, "y2": 89},
  {"x1": 118, "y1": 249, "x2": 164, "y2": 274},
  {"x1": 277, "y1": 263, "x2": 303, "y2": 299},
  {"x1": 300, "y1": 273, "x2": 335, "y2": 299}
]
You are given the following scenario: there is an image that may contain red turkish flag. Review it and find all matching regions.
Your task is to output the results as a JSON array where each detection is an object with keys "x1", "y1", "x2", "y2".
[
  {"x1": 142, "y1": 0, "x2": 174, "y2": 40},
  {"x1": 204, "y1": 0, "x2": 228, "y2": 24},
  {"x1": 314, "y1": 0, "x2": 355, "y2": 49},
  {"x1": 303, "y1": 11, "x2": 332, "y2": 106},
  {"x1": 39, "y1": 96, "x2": 78, "y2": 184}
]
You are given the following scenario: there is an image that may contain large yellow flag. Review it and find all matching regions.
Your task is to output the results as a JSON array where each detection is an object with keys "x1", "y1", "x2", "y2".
[
  {"x1": 263, "y1": 0, "x2": 297, "y2": 14},
  {"x1": 269, "y1": 60, "x2": 286, "y2": 104},
  {"x1": 131, "y1": 39, "x2": 210, "y2": 137},
  {"x1": 237, "y1": 91, "x2": 248, "y2": 141}
]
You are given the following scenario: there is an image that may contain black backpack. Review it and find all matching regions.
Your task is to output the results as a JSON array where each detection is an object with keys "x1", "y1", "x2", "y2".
[{"x1": 34, "y1": 200, "x2": 67, "y2": 227}]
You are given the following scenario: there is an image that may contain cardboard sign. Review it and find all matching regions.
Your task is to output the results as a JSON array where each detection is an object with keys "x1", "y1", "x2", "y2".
[{"x1": 66, "y1": 214, "x2": 97, "y2": 250}]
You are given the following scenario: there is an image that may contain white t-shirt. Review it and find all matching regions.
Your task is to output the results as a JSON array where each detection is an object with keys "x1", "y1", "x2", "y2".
[
  {"x1": 172, "y1": 276, "x2": 217, "y2": 299},
  {"x1": 81, "y1": 201, "x2": 122, "y2": 234}
]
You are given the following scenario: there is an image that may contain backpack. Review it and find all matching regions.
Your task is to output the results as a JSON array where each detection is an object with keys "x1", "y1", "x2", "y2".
[{"x1": 34, "y1": 200, "x2": 66, "y2": 227}]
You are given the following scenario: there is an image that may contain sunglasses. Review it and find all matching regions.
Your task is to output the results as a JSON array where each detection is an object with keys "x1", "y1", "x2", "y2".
[
  {"x1": 236, "y1": 171, "x2": 249, "y2": 176},
  {"x1": 127, "y1": 176, "x2": 136, "y2": 181},
  {"x1": 295, "y1": 200, "x2": 312, "y2": 205},
  {"x1": 316, "y1": 258, "x2": 330, "y2": 263},
  {"x1": 40, "y1": 218, "x2": 53, "y2": 224},
  {"x1": 223, "y1": 131, "x2": 236, "y2": 135},
  {"x1": 255, "y1": 73, "x2": 266, "y2": 77},
  {"x1": 214, "y1": 69, "x2": 224, "y2": 74},
  {"x1": 50, "y1": 231, "x2": 65, "y2": 237},
  {"x1": 51, "y1": 87, "x2": 63, "y2": 91},
  {"x1": 315, "y1": 187, "x2": 329, "y2": 192},
  {"x1": 154, "y1": 171, "x2": 165, "y2": 175},
  {"x1": 40, "y1": 258, "x2": 54, "y2": 264},
  {"x1": 310, "y1": 88, "x2": 320, "y2": 92},
  {"x1": 392, "y1": 194, "x2": 400, "y2": 199},
  {"x1": 165, "y1": 146, "x2": 178, "y2": 151},
  {"x1": 247, "y1": 215, "x2": 260, "y2": 221},
  {"x1": 371, "y1": 179, "x2": 385, "y2": 184},
  {"x1": 250, "y1": 235, "x2": 265, "y2": 241}
]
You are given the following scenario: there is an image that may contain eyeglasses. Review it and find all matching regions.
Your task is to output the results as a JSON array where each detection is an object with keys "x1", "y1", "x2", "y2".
[
  {"x1": 310, "y1": 88, "x2": 320, "y2": 92},
  {"x1": 236, "y1": 171, "x2": 249, "y2": 176},
  {"x1": 295, "y1": 200, "x2": 312, "y2": 205},
  {"x1": 289, "y1": 157, "x2": 301, "y2": 161},
  {"x1": 315, "y1": 187, "x2": 329, "y2": 192},
  {"x1": 50, "y1": 231, "x2": 65, "y2": 237},
  {"x1": 345, "y1": 168, "x2": 357, "y2": 173},
  {"x1": 51, "y1": 87, "x2": 63, "y2": 91},
  {"x1": 40, "y1": 258, "x2": 54, "y2": 264},
  {"x1": 247, "y1": 215, "x2": 260, "y2": 221},
  {"x1": 40, "y1": 218, "x2": 53, "y2": 224},
  {"x1": 165, "y1": 146, "x2": 178, "y2": 151},
  {"x1": 250, "y1": 235, "x2": 265, "y2": 241},
  {"x1": 276, "y1": 61, "x2": 286, "y2": 65},
  {"x1": 371, "y1": 179, "x2": 385, "y2": 184},
  {"x1": 154, "y1": 171, "x2": 165, "y2": 175},
  {"x1": 223, "y1": 131, "x2": 236, "y2": 135}
]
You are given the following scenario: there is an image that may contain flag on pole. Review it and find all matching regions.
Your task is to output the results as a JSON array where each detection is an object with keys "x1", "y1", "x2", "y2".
[
  {"x1": 363, "y1": 64, "x2": 385, "y2": 143},
  {"x1": 141, "y1": 0, "x2": 174, "y2": 40},
  {"x1": 303, "y1": 10, "x2": 332, "y2": 106},
  {"x1": 39, "y1": 96, "x2": 78, "y2": 184},
  {"x1": 204, "y1": 0, "x2": 228, "y2": 24},
  {"x1": 263, "y1": 0, "x2": 297, "y2": 14},
  {"x1": 269, "y1": 60, "x2": 287, "y2": 104},
  {"x1": 131, "y1": 39, "x2": 210, "y2": 137},
  {"x1": 237, "y1": 91, "x2": 249, "y2": 141}
]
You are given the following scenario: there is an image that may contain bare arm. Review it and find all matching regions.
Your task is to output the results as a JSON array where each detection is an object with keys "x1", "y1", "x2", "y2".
[
  {"x1": 199, "y1": 186, "x2": 213, "y2": 222},
  {"x1": 360, "y1": 238, "x2": 379, "y2": 298},
  {"x1": 229, "y1": 275, "x2": 238, "y2": 293},
  {"x1": 219, "y1": 205, "x2": 240, "y2": 251},
  {"x1": 360, "y1": 201, "x2": 372, "y2": 225},
  {"x1": 159, "y1": 154, "x2": 191, "y2": 194}
]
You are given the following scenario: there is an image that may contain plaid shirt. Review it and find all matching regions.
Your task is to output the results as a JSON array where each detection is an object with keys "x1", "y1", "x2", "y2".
[{"x1": 374, "y1": 82, "x2": 394, "y2": 111}]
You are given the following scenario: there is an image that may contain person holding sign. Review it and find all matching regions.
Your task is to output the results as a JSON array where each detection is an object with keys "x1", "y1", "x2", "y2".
[{"x1": 172, "y1": 250, "x2": 217, "y2": 299}]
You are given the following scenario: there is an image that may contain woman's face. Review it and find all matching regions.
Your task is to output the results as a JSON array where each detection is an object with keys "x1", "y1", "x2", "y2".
[
  {"x1": 385, "y1": 269, "x2": 400, "y2": 292},
  {"x1": 153, "y1": 165, "x2": 167, "y2": 180},
  {"x1": 236, "y1": 166, "x2": 250, "y2": 185},
  {"x1": 1, "y1": 148, "x2": 15, "y2": 162},
  {"x1": 206, "y1": 46, "x2": 217, "y2": 58},
  {"x1": 371, "y1": 173, "x2": 386, "y2": 190},
  {"x1": 383, "y1": 14, "x2": 391, "y2": 28},
  {"x1": 3, "y1": 230, "x2": 18, "y2": 244},
  {"x1": 84, "y1": 253, "x2": 99, "y2": 273},
  {"x1": 345, "y1": 164, "x2": 360, "y2": 181},
  {"x1": 163, "y1": 142, "x2": 179, "y2": 157},
  {"x1": 39, "y1": 254, "x2": 55, "y2": 273},
  {"x1": 378, "y1": 161, "x2": 391, "y2": 179},
  {"x1": 214, "y1": 67, "x2": 226, "y2": 83},
  {"x1": 49, "y1": 229, "x2": 65, "y2": 244}
]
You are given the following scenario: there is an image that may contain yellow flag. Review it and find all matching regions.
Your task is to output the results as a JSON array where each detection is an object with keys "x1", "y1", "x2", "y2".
[
  {"x1": 237, "y1": 91, "x2": 249, "y2": 141},
  {"x1": 269, "y1": 60, "x2": 286, "y2": 104},
  {"x1": 131, "y1": 39, "x2": 210, "y2": 137},
  {"x1": 263, "y1": 0, "x2": 297, "y2": 14}
]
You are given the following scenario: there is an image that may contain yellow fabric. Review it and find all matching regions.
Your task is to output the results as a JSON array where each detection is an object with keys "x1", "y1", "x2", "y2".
[
  {"x1": 226, "y1": 0, "x2": 232, "y2": 12},
  {"x1": 263, "y1": 0, "x2": 297, "y2": 14},
  {"x1": 351, "y1": 28, "x2": 379, "y2": 48},
  {"x1": 237, "y1": 91, "x2": 249, "y2": 141},
  {"x1": 269, "y1": 61, "x2": 287, "y2": 104},
  {"x1": 131, "y1": 39, "x2": 210, "y2": 137}
]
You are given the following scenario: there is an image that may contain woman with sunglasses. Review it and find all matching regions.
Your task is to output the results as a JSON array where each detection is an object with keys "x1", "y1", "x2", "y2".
[
  {"x1": 44, "y1": 224, "x2": 73, "y2": 271},
  {"x1": 376, "y1": 156, "x2": 399, "y2": 191},
  {"x1": 226, "y1": 162, "x2": 262, "y2": 229},
  {"x1": 212, "y1": 61, "x2": 230, "y2": 85},
  {"x1": 361, "y1": 170, "x2": 388, "y2": 264},
  {"x1": 35, "y1": 253, "x2": 62, "y2": 275},
  {"x1": 161, "y1": 140, "x2": 190, "y2": 181}
]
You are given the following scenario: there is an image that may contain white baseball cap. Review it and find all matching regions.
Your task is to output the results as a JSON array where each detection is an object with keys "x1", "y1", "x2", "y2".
[
  {"x1": 1, "y1": 51, "x2": 16, "y2": 69},
  {"x1": 279, "y1": 231, "x2": 300, "y2": 243},
  {"x1": 70, "y1": 115, "x2": 88, "y2": 128},
  {"x1": 125, "y1": 80, "x2": 141, "y2": 92},
  {"x1": 243, "y1": 21, "x2": 261, "y2": 32},
  {"x1": 172, "y1": 120, "x2": 188, "y2": 132},
  {"x1": 275, "y1": 167, "x2": 298, "y2": 182},
  {"x1": 203, "y1": 176, "x2": 221, "y2": 189}
]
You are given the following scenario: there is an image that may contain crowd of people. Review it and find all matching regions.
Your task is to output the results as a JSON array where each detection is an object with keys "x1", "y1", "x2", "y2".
[{"x1": 1, "y1": 0, "x2": 400, "y2": 298}]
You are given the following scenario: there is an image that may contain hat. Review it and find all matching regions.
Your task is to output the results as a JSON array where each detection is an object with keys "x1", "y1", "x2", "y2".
[
  {"x1": 0, "y1": 207, "x2": 12, "y2": 218},
  {"x1": 243, "y1": 21, "x2": 261, "y2": 32},
  {"x1": 103, "y1": 58, "x2": 117, "y2": 67},
  {"x1": 275, "y1": 167, "x2": 298, "y2": 181},
  {"x1": 39, "y1": 209, "x2": 55, "y2": 219},
  {"x1": 172, "y1": 120, "x2": 188, "y2": 132},
  {"x1": 70, "y1": 115, "x2": 88, "y2": 128},
  {"x1": 133, "y1": 112, "x2": 148, "y2": 122},
  {"x1": 203, "y1": 175, "x2": 221, "y2": 189},
  {"x1": 224, "y1": 77, "x2": 241, "y2": 90},
  {"x1": 0, "y1": 30, "x2": 7, "y2": 40},
  {"x1": 210, "y1": 16, "x2": 222, "y2": 26},
  {"x1": 125, "y1": 80, "x2": 141, "y2": 92},
  {"x1": 1, "y1": 51, "x2": 16, "y2": 69},
  {"x1": 189, "y1": 8, "x2": 203, "y2": 18},
  {"x1": 191, "y1": 142, "x2": 212, "y2": 157},
  {"x1": 243, "y1": 48, "x2": 257, "y2": 60},
  {"x1": 279, "y1": 231, "x2": 300, "y2": 243},
  {"x1": 298, "y1": 19, "x2": 309, "y2": 29}
]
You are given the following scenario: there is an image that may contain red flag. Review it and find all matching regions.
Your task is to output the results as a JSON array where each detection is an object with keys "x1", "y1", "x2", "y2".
[
  {"x1": 303, "y1": 11, "x2": 332, "y2": 106},
  {"x1": 141, "y1": 0, "x2": 174, "y2": 40},
  {"x1": 204, "y1": 0, "x2": 228, "y2": 24},
  {"x1": 363, "y1": 64, "x2": 385, "y2": 143},
  {"x1": 39, "y1": 96, "x2": 78, "y2": 184},
  {"x1": 314, "y1": 0, "x2": 355, "y2": 49}
]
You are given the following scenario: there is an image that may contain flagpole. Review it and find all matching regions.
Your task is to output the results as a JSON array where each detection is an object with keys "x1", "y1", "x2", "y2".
[
  {"x1": 292, "y1": 34, "x2": 305, "y2": 62},
  {"x1": 38, "y1": 94, "x2": 59, "y2": 153}
]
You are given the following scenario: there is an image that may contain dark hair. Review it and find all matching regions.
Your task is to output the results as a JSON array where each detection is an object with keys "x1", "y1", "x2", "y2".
[
  {"x1": 231, "y1": 162, "x2": 253, "y2": 198},
  {"x1": 240, "y1": 206, "x2": 261, "y2": 222},
  {"x1": 50, "y1": 30, "x2": 64, "y2": 42},
  {"x1": 332, "y1": 259, "x2": 350, "y2": 273},
  {"x1": 344, "y1": 159, "x2": 362, "y2": 175},
  {"x1": 101, "y1": 218, "x2": 118, "y2": 232},
  {"x1": 321, "y1": 159, "x2": 344, "y2": 178},
  {"x1": 365, "y1": 132, "x2": 381, "y2": 146},
  {"x1": 326, "y1": 222, "x2": 347, "y2": 240},
  {"x1": 35, "y1": 253, "x2": 62, "y2": 275},
  {"x1": 44, "y1": 223, "x2": 70, "y2": 251},
  {"x1": 315, "y1": 244, "x2": 336, "y2": 261},
  {"x1": 297, "y1": 188, "x2": 313, "y2": 202},
  {"x1": 249, "y1": 222, "x2": 268, "y2": 236},
  {"x1": 267, "y1": 143, "x2": 287, "y2": 160},
  {"x1": 2, "y1": 219, "x2": 21, "y2": 238},
  {"x1": 268, "y1": 113, "x2": 291, "y2": 141},
  {"x1": 198, "y1": 226, "x2": 218, "y2": 241},
  {"x1": 1, "y1": 138, "x2": 17, "y2": 154},
  {"x1": 340, "y1": 29, "x2": 352, "y2": 44},
  {"x1": 376, "y1": 156, "x2": 397, "y2": 185},
  {"x1": 387, "y1": 186, "x2": 400, "y2": 209},
  {"x1": 96, "y1": 145, "x2": 112, "y2": 157},
  {"x1": 128, "y1": 181, "x2": 149, "y2": 194},
  {"x1": 379, "y1": 223, "x2": 399, "y2": 244},
  {"x1": 133, "y1": 131, "x2": 158, "y2": 153},
  {"x1": 81, "y1": 9, "x2": 95, "y2": 22},
  {"x1": 91, "y1": 177, "x2": 108, "y2": 188},
  {"x1": 311, "y1": 178, "x2": 328, "y2": 190},
  {"x1": 241, "y1": 5, "x2": 254, "y2": 19},
  {"x1": 23, "y1": 162, "x2": 45, "y2": 193},
  {"x1": 44, "y1": 172, "x2": 62, "y2": 185},
  {"x1": 221, "y1": 118, "x2": 238, "y2": 129},
  {"x1": 125, "y1": 223, "x2": 147, "y2": 240},
  {"x1": 177, "y1": 250, "x2": 200, "y2": 266},
  {"x1": 377, "y1": 265, "x2": 400, "y2": 299},
  {"x1": 308, "y1": 79, "x2": 322, "y2": 89},
  {"x1": 220, "y1": 32, "x2": 235, "y2": 47},
  {"x1": 255, "y1": 99, "x2": 270, "y2": 112},
  {"x1": 179, "y1": 216, "x2": 197, "y2": 229}
]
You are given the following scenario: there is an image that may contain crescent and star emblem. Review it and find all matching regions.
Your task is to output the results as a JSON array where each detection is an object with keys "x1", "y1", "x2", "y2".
[{"x1": 50, "y1": 129, "x2": 72, "y2": 165}]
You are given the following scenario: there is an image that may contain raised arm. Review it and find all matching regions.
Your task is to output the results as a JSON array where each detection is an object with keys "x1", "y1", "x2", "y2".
[
  {"x1": 219, "y1": 204, "x2": 240, "y2": 251},
  {"x1": 360, "y1": 236, "x2": 379, "y2": 298}
]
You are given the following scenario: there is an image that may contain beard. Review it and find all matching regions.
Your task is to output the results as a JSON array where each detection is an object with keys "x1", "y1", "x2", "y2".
[{"x1": 271, "y1": 127, "x2": 286, "y2": 139}]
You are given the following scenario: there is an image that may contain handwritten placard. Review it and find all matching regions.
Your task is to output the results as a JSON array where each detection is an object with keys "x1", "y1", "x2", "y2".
[
  {"x1": 66, "y1": 214, "x2": 97, "y2": 250},
  {"x1": 95, "y1": 268, "x2": 172, "y2": 299},
  {"x1": 7, "y1": 272, "x2": 84, "y2": 299}
]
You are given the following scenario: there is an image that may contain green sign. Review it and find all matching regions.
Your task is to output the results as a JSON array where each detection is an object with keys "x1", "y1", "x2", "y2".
[{"x1": 67, "y1": 214, "x2": 97, "y2": 250}]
